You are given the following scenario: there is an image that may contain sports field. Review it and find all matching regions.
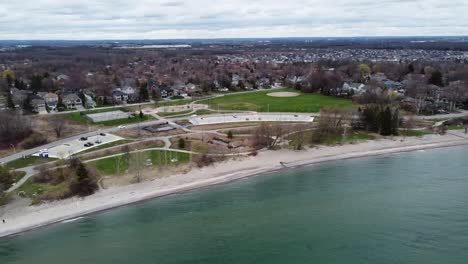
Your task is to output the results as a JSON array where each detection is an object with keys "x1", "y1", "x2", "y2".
[{"x1": 202, "y1": 89, "x2": 353, "y2": 113}]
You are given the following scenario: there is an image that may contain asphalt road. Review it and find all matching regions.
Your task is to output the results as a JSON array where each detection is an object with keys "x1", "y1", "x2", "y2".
[{"x1": 0, "y1": 119, "x2": 167, "y2": 165}]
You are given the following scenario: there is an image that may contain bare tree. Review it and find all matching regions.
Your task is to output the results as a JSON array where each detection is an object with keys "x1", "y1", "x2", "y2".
[
  {"x1": 252, "y1": 123, "x2": 288, "y2": 149},
  {"x1": 52, "y1": 116, "x2": 66, "y2": 138}
]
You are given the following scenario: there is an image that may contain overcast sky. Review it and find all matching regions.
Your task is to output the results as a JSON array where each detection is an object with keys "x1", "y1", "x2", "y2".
[{"x1": 0, "y1": 0, "x2": 467, "y2": 40}]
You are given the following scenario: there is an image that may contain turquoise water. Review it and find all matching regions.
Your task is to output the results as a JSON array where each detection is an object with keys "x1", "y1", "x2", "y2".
[{"x1": 1, "y1": 146, "x2": 468, "y2": 264}]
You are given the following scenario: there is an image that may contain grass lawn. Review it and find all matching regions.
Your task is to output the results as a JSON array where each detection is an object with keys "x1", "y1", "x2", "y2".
[
  {"x1": 447, "y1": 124, "x2": 467, "y2": 131},
  {"x1": 13, "y1": 171, "x2": 26, "y2": 182},
  {"x1": 16, "y1": 179, "x2": 70, "y2": 205},
  {"x1": 97, "y1": 115, "x2": 153, "y2": 126},
  {"x1": 200, "y1": 89, "x2": 353, "y2": 113},
  {"x1": 155, "y1": 99, "x2": 193, "y2": 107},
  {"x1": 5, "y1": 156, "x2": 57, "y2": 170},
  {"x1": 91, "y1": 150, "x2": 191, "y2": 176}
]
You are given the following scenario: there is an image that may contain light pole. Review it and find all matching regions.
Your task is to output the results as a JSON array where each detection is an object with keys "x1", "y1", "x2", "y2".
[{"x1": 10, "y1": 144, "x2": 16, "y2": 153}]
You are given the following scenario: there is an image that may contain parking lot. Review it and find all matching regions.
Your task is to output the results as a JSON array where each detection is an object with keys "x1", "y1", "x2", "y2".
[
  {"x1": 189, "y1": 113, "x2": 315, "y2": 125},
  {"x1": 33, "y1": 133, "x2": 124, "y2": 159}
]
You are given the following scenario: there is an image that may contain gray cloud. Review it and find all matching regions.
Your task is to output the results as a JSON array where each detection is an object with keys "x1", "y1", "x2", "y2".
[{"x1": 0, "y1": 0, "x2": 466, "y2": 39}]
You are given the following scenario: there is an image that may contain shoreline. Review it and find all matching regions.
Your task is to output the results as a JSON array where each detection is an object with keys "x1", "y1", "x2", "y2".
[{"x1": 1, "y1": 133, "x2": 468, "y2": 239}]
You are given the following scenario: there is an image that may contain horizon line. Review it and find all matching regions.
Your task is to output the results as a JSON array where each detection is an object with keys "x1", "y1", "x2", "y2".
[{"x1": 1, "y1": 35, "x2": 468, "y2": 42}]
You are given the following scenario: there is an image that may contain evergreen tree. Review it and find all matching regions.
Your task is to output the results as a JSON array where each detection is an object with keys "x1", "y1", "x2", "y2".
[
  {"x1": 391, "y1": 109, "x2": 400, "y2": 136},
  {"x1": 57, "y1": 95, "x2": 66, "y2": 111},
  {"x1": 428, "y1": 70, "x2": 443, "y2": 86},
  {"x1": 139, "y1": 83, "x2": 149, "y2": 102},
  {"x1": 30, "y1": 75, "x2": 43, "y2": 93},
  {"x1": 178, "y1": 138, "x2": 186, "y2": 149},
  {"x1": 22, "y1": 96, "x2": 32, "y2": 112},
  {"x1": 14, "y1": 79, "x2": 20, "y2": 89},
  {"x1": 70, "y1": 160, "x2": 98, "y2": 197},
  {"x1": 380, "y1": 107, "x2": 393, "y2": 136}
]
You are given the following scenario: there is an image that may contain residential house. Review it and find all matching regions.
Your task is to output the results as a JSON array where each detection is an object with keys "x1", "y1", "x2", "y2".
[
  {"x1": 121, "y1": 86, "x2": 138, "y2": 102},
  {"x1": 112, "y1": 89, "x2": 129, "y2": 103},
  {"x1": 110, "y1": 87, "x2": 137, "y2": 104},
  {"x1": 171, "y1": 81, "x2": 186, "y2": 96},
  {"x1": 231, "y1": 74, "x2": 244, "y2": 87},
  {"x1": 63, "y1": 93, "x2": 82, "y2": 109},
  {"x1": 342, "y1": 82, "x2": 366, "y2": 95},
  {"x1": 38, "y1": 92, "x2": 59, "y2": 111},
  {"x1": 185, "y1": 83, "x2": 201, "y2": 96},
  {"x1": 29, "y1": 94, "x2": 46, "y2": 113},
  {"x1": 160, "y1": 87, "x2": 174, "y2": 99},
  {"x1": 257, "y1": 77, "x2": 271, "y2": 89},
  {"x1": 287, "y1": 75, "x2": 306, "y2": 84},
  {"x1": 56, "y1": 74, "x2": 70, "y2": 87}
]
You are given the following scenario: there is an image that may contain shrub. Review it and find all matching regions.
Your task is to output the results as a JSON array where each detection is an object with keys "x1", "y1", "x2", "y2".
[
  {"x1": 0, "y1": 111, "x2": 32, "y2": 146},
  {"x1": 21, "y1": 133, "x2": 47, "y2": 149},
  {"x1": 178, "y1": 138, "x2": 186, "y2": 149},
  {"x1": 0, "y1": 166, "x2": 14, "y2": 193},
  {"x1": 227, "y1": 130, "x2": 234, "y2": 139},
  {"x1": 33, "y1": 167, "x2": 67, "y2": 186},
  {"x1": 194, "y1": 154, "x2": 215, "y2": 168}
]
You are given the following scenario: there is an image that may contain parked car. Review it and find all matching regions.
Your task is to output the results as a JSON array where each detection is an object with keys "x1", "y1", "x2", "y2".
[
  {"x1": 118, "y1": 125, "x2": 127, "y2": 129},
  {"x1": 84, "y1": 142, "x2": 95, "y2": 147},
  {"x1": 99, "y1": 133, "x2": 106, "y2": 136},
  {"x1": 80, "y1": 137, "x2": 88, "y2": 141}
]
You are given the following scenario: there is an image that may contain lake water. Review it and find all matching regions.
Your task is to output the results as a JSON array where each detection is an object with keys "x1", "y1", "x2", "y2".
[{"x1": 1, "y1": 146, "x2": 468, "y2": 264}]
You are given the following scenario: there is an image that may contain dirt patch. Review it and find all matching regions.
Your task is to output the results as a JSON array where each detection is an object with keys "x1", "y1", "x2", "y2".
[
  {"x1": 100, "y1": 164, "x2": 193, "y2": 188},
  {"x1": 267, "y1": 92, "x2": 300, "y2": 97}
]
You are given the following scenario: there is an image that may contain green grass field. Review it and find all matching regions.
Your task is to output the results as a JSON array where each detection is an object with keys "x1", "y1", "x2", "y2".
[
  {"x1": 16, "y1": 179, "x2": 70, "y2": 205},
  {"x1": 5, "y1": 156, "x2": 57, "y2": 170},
  {"x1": 447, "y1": 124, "x2": 467, "y2": 131},
  {"x1": 200, "y1": 89, "x2": 353, "y2": 113},
  {"x1": 91, "y1": 150, "x2": 191, "y2": 176}
]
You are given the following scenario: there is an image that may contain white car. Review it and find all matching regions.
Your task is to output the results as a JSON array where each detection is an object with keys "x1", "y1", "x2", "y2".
[{"x1": 118, "y1": 125, "x2": 127, "y2": 129}]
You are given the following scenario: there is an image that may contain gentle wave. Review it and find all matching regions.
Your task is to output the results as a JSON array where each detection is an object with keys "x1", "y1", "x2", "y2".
[{"x1": 61, "y1": 217, "x2": 85, "y2": 224}]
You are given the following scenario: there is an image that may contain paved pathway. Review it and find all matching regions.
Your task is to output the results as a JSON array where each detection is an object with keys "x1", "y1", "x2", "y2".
[{"x1": 6, "y1": 166, "x2": 37, "y2": 193}]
